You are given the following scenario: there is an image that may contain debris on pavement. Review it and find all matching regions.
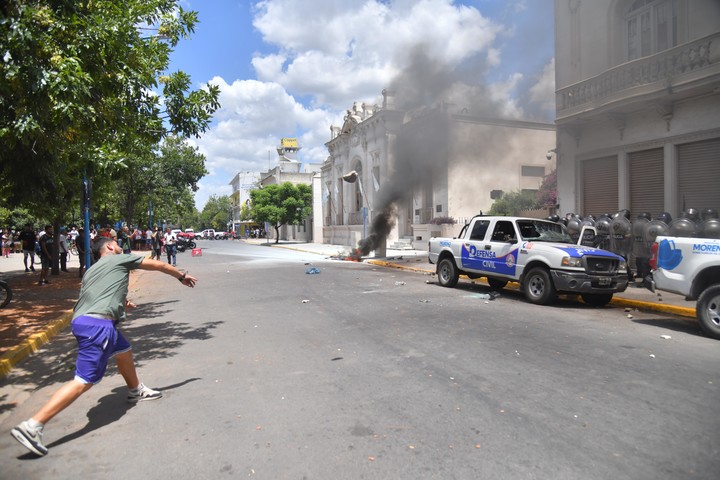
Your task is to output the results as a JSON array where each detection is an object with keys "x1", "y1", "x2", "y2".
[
  {"x1": 301, "y1": 299, "x2": 310, "y2": 303},
  {"x1": 305, "y1": 267, "x2": 321, "y2": 274},
  {"x1": 660, "y1": 334, "x2": 672, "y2": 340}
]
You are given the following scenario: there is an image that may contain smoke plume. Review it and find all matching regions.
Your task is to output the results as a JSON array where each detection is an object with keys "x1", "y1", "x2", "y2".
[{"x1": 357, "y1": 45, "x2": 505, "y2": 256}]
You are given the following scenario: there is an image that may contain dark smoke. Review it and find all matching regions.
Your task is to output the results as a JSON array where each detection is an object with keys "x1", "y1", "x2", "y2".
[{"x1": 358, "y1": 45, "x2": 505, "y2": 256}]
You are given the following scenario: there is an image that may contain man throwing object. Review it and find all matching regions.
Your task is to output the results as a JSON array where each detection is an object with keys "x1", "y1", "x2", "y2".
[{"x1": 11, "y1": 236, "x2": 197, "y2": 456}]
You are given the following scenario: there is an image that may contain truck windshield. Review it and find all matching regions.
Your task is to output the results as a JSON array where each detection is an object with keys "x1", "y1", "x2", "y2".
[{"x1": 516, "y1": 220, "x2": 573, "y2": 243}]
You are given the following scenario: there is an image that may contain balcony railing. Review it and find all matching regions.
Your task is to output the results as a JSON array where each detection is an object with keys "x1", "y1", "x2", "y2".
[{"x1": 556, "y1": 32, "x2": 720, "y2": 119}]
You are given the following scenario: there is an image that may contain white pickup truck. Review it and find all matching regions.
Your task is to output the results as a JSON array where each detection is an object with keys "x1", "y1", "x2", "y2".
[
  {"x1": 646, "y1": 235, "x2": 720, "y2": 339},
  {"x1": 428, "y1": 215, "x2": 629, "y2": 306}
]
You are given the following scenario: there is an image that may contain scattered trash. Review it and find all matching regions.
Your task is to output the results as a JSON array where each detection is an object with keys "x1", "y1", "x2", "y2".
[
  {"x1": 627, "y1": 314, "x2": 633, "y2": 319},
  {"x1": 419, "y1": 299, "x2": 430, "y2": 303},
  {"x1": 425, "y1": 280, "x2": 433, "y2": 284},
  {"x1": 331, "y1": 357, "x2": 343, "y2": 361},
  {"x1": 649, "y1": 354, "x2": 656, "y2": 358},
  {"x1": 660, "y1": 334, "x2": 672, "y2": 340},
  {"x1": 191, "y1": 248, "x2": 202, "y2": 257},
  {"x1": 305, "y1": 267, "x2": 321, "y2": 274},
  {"x1": 301, "y1": 299, "x2": 310, "y2": 303},
  {"x1": 394, "y1": 281, "x2": 406, "y2": 286},
  {"x1": 469, "y1": 292, "x2": 500, "y2": 301}
]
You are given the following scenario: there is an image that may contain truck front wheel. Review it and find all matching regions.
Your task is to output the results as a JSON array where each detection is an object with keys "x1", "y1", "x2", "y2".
[
  {"x1": 523, "y1": 267, "x2": 556, "y2": 305},
  {"x1": 580, "y1": 293, "x2": 613, "y2": 307},
  {"x1": 697, "y1": 284, "x2": 720, "y2": 340},
  {"x1": 437, "y1": 258, "x2": 459, "y2": 288}
]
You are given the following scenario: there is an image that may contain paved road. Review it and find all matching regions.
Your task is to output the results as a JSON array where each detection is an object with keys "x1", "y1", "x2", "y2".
[{"x1": 1, "y1": 241, "x2": 718, "y2": 479}]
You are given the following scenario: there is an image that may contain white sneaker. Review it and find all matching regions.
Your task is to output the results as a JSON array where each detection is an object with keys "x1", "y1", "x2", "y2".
[
  {"x1": 11, "y1": 420, "x2": 48, "y2": 456},
  {"x1": 127, "y1": 383, "x2": 163, "y2": 403}
]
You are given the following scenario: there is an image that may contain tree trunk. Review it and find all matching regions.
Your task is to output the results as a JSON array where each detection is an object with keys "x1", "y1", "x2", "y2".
[{"x1": 274, "y1": 224, "x2": 280, "y2": 244}]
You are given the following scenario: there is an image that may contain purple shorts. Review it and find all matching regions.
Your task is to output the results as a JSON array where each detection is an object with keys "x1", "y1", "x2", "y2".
[{"x1": 71, "y1": 315, "x2": 131, "y2": 384}]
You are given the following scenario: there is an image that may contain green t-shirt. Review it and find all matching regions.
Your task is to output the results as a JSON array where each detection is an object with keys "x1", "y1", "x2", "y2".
[{"x1": 73, "y1": 253, "x2": 144, "y2": 322}]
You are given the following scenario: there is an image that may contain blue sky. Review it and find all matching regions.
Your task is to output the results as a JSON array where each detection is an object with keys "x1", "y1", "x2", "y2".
[{"x1": 167, "y1": 0, "x2": 555, "y2": 209}]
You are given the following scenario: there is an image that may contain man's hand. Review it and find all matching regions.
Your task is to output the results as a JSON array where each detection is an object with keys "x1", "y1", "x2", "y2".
[
  {"x1": 180, "y1": 274, "x2": 197, "y2": 288},
  {"x1": 125, "y1": 299, "x2": 137, "y2": 309}
]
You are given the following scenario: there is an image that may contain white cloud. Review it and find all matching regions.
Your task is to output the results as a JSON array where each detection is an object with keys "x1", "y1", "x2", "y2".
[{"x1": 191, "y1": 0, "x2": 552, "y2": 209}]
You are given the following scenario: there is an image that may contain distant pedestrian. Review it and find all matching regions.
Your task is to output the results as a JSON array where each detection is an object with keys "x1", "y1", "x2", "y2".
[
  {"x1": 151, "y1": 226, "x2": 163, "y2": 260},
  {"x1": 145, "y1": 226, "x2": 153, "y2": 251},
  {"x1": 117, "y1": 226, "x2": 132, "y2": 254},
  {"x1": 58, "y1": 228, "x2": 69, "y2": 272},
  {"x1": 163, "y1": 227, "x2": 177, "y2": 266},
  {"x1": 38, "y1": 225, "x2": 54, "y2": 285},
  {"x1": 18, "y1": 224, "x2": 37, "y2": 272},
  {"x1": 2, "y1": 228, "x2": 11, "y2": 258},
  {"x1": 10, "y1": 236, "x2": 197, "y2": 457},
  {"x1": 76, "y1": 228, "x2": 87, "y2": 277}
]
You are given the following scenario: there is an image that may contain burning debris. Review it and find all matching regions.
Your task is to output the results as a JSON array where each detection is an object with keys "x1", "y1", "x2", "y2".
[{"x1": 329, "y1": 248, "x2": 363, "y2": 262}]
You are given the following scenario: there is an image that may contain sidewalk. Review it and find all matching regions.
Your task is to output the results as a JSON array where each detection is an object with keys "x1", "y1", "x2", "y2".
[{"x1": 0, "y1": 240, "x2": 697, "y2": 378}]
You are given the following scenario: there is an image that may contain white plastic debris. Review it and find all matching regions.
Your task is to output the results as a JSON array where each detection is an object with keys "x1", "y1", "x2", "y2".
[
  {"x1": 395, "y1": 281, "x2": 406, "y2": 286},
  {"x1": 301, "y1": 299, "x2": 310, "y2": 303},
  {"x1": 649, "y1": 354, "x2": 656, "y2": 358},
  {"x1": 660, "y1": 334, "x2": 672, "y2": 340}
]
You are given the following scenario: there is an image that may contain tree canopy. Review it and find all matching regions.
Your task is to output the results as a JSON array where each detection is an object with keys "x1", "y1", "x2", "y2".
[
  {"x1": 249, "y1": 183, "x2": 312, "y2": 243},
  {"x1": 199, "y1": 194, "x2": 232, "y2": 231},
  {"x1": 0, "y1": 0, "x2": 219, "y2": 223},
  {"x1": 487, "y1": 190, "x2": 539, "y2": 216}
]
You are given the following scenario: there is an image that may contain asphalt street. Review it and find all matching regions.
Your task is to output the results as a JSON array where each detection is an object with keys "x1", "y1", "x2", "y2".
[{"x1": 1, "y1": 240, "x2": 718, "y2": 479}]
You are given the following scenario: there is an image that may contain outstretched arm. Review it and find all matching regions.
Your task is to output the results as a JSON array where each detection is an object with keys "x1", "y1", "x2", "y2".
[{"x1": 138, "y1": 257, "x2": 197, "y2": 287}]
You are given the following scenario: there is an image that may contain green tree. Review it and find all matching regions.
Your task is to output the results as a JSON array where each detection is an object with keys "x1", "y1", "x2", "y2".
[
  {"x1": 113, "y1": 135, "x2": 207, "y2": 227},
  {"x1": 487, "y1": 190, "x2": 539, "y2": 216},
  {"x1": 200, "y1": 195, "x2": 233, "y2": 231},
  {"x1": 249, "y1": 183, "x2": 312, "y2": 244},
  {"x1": 0, "y1": 0, "x2": 219, "y2": 219}
]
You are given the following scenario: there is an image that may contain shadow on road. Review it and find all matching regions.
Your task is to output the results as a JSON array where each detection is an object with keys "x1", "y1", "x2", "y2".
[{"x1": 0, "y1": 298, "x2": 223, "y2": 420}]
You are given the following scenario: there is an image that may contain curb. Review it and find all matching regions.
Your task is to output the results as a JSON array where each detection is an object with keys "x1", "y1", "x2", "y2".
[{"x1": 0, "y1": 311, "x2": 73, "y2": 378}]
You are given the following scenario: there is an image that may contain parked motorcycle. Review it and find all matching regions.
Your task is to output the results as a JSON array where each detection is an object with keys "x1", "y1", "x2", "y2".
[{"x1": 176, "y1": 237, "x2": 196, "y2": 252}]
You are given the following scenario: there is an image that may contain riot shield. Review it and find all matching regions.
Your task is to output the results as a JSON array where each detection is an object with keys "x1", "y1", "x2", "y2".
[
  {"x1": 669, "y1": 218, "x2": 697, "y2": 237},
  {"x1": 610, "y1": 216, "x2": 632, "y2": 257},
  {"x1": 592, "y1": 216, "x2": 611, "y2": 249},
  {"x1": 631, "y1": 217, "x2": 650, "y2": 257},
  {"x1": 700, "y1": 219, "x2": 720, "y2": 239},
  {"x1": 644, "y1": 220, "x2": 669, "y2": 245}
]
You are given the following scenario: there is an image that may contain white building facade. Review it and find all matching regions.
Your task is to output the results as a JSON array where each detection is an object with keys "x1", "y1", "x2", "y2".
[
  {"x1": 322, "y1": 92, "x2": 556, "y2": 251},
  {"x1": 229, "y1": 171, "x2": 260, "y2": 235},
  {"x1": 554, "y1": 0, "x2": 720, "y2": 219}
]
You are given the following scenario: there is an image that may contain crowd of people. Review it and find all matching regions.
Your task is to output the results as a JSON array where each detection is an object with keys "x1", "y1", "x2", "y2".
[{"x1": 1, "y1": 223, "x2": 185, "y2": 284}]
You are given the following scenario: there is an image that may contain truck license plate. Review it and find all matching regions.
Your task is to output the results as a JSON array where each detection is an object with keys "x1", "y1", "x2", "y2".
[{"x1": 598, "y1": 277, "x2": 611, "y2": 286}]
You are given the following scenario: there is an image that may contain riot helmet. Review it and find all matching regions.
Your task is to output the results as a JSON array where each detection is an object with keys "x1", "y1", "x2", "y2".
[
  {"x1": 682, "y1": 208, "x2": 700, "y2": 223},
  {"x1": 701, "y1": 208, "x2": 719, "y2": 221},
  {"x1": 656, "y1": 212, "x2": 672, "y2": 225}
]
